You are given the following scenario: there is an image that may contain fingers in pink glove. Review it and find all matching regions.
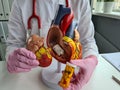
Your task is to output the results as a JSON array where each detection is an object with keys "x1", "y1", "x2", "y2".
[
  {"x1": 63, "y1": 55, "x2": 98, "y2": 90},
  {"x1": 70, "y1": 55, "x2": 98, "y2": 81},
  {"x1": 17, "y1": 54, "x2": 39, "y2": 66},
  {"x1": 7, "y1": 63, "x2": 31, "y2": 73},
  {"x1": 15, "y1": 48, "x2": 36, "y2": 59},
  {"x1": 63, "y1": 83, "x2": 81, "y2": 90},
  {"x1": 7, "y1": 48, "x2": 39, "y2": 73},
  {"x1": 14, "y1": 59, "x2": 39, "y2": 69},
  {"x1": 15, "y1": 48, "x2": 39, "y2": 67},
  {"x1": 70, "y1": 55, "x2": 98, "y2": 67}
]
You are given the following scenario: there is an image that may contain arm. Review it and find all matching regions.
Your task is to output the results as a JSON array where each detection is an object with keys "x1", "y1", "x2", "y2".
[
  {"x1": 6, "y1": 0, "x2": 39, "y2": 73},
  {"x1": 6, "y1": 0, "x2": 26, "y2": 60},
  {"x1": 63, "y1": 0, "x2": 99, "y2": 90},
  {"x1": 77, "y1": 0, "x2": 99, "y2": 58},
  {"x1": 63, "y1": 55, "x2": 98, "y2": 90}
]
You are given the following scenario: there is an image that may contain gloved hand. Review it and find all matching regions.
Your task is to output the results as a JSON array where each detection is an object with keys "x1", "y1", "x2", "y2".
[
  {"x1": 7, "y1": 48, "x2": 39, "y2": 73},
  {"x1": 63, "y1": 55, "x2": 98, "y2": 90}
]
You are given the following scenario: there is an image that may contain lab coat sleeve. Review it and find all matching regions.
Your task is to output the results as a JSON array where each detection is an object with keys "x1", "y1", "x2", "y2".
[
  {"x1": 5, "y1": 0, "x2": 26, "y2": 61},
  {"x1": 78, "y1": 0, "x2": 99, "y2": 58}
]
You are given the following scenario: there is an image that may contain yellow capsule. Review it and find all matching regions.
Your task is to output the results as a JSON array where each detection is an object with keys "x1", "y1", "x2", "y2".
[
  {"x1": 35, "y1": 51, "x2": 41, "y2": 58},
  {"x1": 39, "y1": 47, "x2": 46, "y2": 54}
]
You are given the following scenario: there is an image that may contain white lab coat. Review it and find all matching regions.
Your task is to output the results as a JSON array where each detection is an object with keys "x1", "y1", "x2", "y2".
[{"x1": 6, "y1": 0, "x2": 99, "y2": 60}]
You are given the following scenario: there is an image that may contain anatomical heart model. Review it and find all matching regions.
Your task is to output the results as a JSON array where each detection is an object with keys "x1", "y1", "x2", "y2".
[
  {"x1": 26, "y1": 34, "x2": 52, "y2": 67},
  {"x1": 26, "y1": 2, "x2": 82, "y2": 89},
  {"x1": 47, "y1": 4, "x2": 82, "y2": 88}
]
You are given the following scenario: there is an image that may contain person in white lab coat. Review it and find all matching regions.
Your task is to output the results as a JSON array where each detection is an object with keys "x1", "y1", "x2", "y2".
[{"x1": 6, "y1": 0, "x2": 99, "y2": 90}]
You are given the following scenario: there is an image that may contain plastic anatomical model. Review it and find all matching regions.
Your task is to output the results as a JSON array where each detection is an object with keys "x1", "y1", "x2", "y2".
[{"x1": 26, "y1": 34, "x2": 52, "y2": 67}]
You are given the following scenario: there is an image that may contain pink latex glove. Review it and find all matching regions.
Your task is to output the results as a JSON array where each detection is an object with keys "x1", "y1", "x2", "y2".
[
  {"x1": 7, "y1": 48, "x2": 39, "y2": 73},
  {"x1": 63, "y1": 55, "x2": 98, "y2": 90}
]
